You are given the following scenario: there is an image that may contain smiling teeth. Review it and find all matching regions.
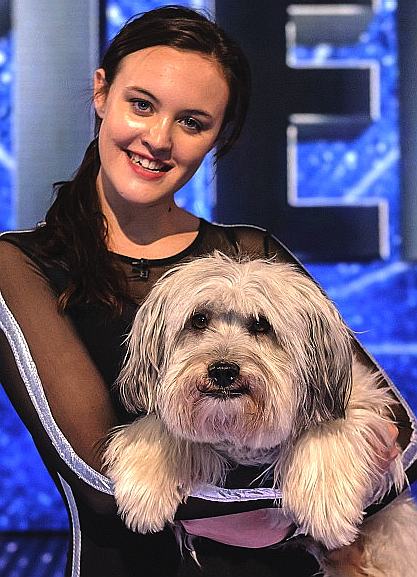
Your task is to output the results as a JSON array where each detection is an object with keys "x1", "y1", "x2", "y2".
[{"x1": 128, "y1": 152, "x2": 167, "y2": 172}]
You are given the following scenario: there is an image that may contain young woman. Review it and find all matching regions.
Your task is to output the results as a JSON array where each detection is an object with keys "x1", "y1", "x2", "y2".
[{"x1": 0, "y1": 6, "x2": 415, "y2": 577}]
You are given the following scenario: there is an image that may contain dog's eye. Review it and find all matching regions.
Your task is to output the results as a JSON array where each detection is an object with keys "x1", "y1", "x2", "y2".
[
  {"x1": 191, "y1": 313, "x2": 209, "y2": 330},
  {"x1": 248, "y1": 316, "x2": 271, "y2": 335}
]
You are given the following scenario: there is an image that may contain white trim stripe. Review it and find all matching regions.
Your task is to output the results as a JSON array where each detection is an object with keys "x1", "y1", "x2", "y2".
[
  {"x1": 191, "y1": 486, "x2": 282, "y2": 502},
  {"x1": 59, "y1": 474, "x2": 81, "y2": 577}
]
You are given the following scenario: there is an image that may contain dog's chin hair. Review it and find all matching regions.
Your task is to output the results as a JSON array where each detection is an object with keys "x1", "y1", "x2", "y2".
[{"x1": 156, "y1": 370, "x2": 297, "y2": 450}]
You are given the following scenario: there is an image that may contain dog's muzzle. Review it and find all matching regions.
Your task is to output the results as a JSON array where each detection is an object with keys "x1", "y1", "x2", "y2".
[{"x1": 200, "y1": 361, "x2": 248, "y2": 399}]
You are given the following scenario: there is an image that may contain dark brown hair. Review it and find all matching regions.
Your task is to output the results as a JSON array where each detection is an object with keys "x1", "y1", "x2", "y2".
[{"x1": 43, "y1": 5, "x2": 251, "y2": 313}]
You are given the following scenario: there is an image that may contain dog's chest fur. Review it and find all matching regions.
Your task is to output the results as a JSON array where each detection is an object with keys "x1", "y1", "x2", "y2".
[{"x1": 213, "y1": 440, "x2": 281, "y2": 466}]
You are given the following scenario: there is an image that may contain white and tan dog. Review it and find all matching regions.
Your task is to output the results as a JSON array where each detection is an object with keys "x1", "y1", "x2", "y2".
[{"x1": 104, "y1": 253, "x2": 417, "y2": 576}]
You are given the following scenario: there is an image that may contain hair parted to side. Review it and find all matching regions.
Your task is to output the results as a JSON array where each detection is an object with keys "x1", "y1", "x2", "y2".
[{"x1": 41, "y1": 5, "x2": 251, "y2": 313}]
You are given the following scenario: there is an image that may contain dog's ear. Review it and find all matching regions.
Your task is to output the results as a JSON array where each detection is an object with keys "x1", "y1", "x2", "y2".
[
  {"x1": 301, "y1": 300, "x2": 353, "y2": 424},
  {"x1": 117, "y1": 281, "x2": 173, "y2": 414},
  {"x1": 292, "y1": 275, "x2": 353, "y2": 426},
  {"x1": 266, "y1": 265, "x2": 353, "y2": 427}
]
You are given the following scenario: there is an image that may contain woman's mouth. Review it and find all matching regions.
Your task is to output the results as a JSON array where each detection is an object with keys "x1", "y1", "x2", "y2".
[{"x1": 126, "y1": 151, "x2": 171, "y2": 173}]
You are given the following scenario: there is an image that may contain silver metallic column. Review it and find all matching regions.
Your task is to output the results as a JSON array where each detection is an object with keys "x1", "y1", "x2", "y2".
[{"x1": 13, "y1": 0, "x2": 100, "y2": 228}]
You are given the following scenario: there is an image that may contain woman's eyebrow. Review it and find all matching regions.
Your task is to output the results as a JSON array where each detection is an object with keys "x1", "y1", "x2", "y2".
[
  {"x1": 126, "y1": 86, "x2": 159, "y2": 103},
  {"x1": 182, "y1": 108, "x2": 213, "y2": 120},
  {"x1": 126, "y1": 86, "x2": 213, "y2": 119}
]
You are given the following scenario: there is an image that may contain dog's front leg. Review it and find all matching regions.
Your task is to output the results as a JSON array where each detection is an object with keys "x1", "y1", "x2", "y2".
[
  {"x1": 103, "y1": 414, "x2": 226, "y2": 533},
  {"x1": 280, "y1": 423, "x2": 371, "y2": 549},
  {"x1": 280, "y1": 367, "x2": 405, "y2": 550},
  {"x1": 103, "y1": 414, "x2": 187, "y2": 533}
]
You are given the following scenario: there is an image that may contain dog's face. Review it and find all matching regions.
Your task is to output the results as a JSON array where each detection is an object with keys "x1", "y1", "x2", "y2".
[{"x1": 118, "y1": 253, "x2": 352, "y2": 451}]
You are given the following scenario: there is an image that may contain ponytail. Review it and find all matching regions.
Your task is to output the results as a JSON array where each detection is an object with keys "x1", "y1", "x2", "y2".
[{"x1": 42, "y1": 139, "x2": 128, "y2": 314}]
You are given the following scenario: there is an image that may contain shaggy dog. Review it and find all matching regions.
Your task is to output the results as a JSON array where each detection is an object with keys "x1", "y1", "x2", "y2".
[{"x1": 104, "y1": 253, "x2": 417, "y2": 576}]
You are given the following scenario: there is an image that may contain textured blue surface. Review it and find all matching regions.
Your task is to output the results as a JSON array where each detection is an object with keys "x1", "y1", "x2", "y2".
[
  {"x1": 0, "y1": 27, "x2": 68, "y2": 531},
  {"x1": 0, "y1": 32, "x2": 13, "y2": 230},
  {"x1": 0, "y1": 0, "x2": 415, "y2": 535},
  {"x1": 0, "y1": 534, "x2": 67, "y2": 577}
]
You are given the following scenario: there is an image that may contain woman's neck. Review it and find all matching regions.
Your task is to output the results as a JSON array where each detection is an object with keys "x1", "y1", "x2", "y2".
[{"x1": 97, "y1": 180, "x2": 200, "y2": 259}]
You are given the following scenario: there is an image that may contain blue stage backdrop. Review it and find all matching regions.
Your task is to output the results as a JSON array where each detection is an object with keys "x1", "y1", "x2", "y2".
[{"x1": 0, "y1": 0, "x2": 415, "y2": 531}]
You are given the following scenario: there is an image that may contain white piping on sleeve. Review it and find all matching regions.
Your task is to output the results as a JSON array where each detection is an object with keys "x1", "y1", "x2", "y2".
[
  {"x1": 59, "y1": 474, "x2": 81, "y2": 577},
  {"x1": 0, "y1": 289, "x2": 114, "y2": 493}
]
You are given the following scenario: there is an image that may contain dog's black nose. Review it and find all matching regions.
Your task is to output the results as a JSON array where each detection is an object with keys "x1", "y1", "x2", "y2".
[{"x1": 208, "y1": 361, "x2": 240, "y2": 388}]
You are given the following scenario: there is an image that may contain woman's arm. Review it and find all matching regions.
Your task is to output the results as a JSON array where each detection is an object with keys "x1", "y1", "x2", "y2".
[{"x1": 0, "y1": 238, "x2": 119, "y2": 513}]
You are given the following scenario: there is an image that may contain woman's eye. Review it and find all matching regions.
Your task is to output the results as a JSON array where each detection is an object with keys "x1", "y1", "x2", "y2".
[
  {"x1": 131, "y1": 99, "x2": 152, "y2": 113},
  {"x1": 248, "y1": 316, "x2": 271, "y2": 335},
  {"x1": 180, "y1": 116, "x2": 202, "y2": 132},
  {"x1": 191, "y1": 313, "x2": 209, "y2": 329}
]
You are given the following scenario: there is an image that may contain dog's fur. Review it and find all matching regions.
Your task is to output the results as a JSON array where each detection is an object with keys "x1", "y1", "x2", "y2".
[{"x1": 104, "y1": 253, "x2": 417, "y2": 576}]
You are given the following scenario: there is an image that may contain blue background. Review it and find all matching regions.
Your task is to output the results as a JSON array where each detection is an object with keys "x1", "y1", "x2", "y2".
[{"x1": 0, "y1": 0, "x2": 415, "y2": 530}]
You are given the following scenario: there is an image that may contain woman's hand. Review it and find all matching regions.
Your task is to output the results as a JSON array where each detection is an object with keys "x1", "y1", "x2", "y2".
[{"x1": 378, "y1": 422, "x2": 400, "y2": 471}]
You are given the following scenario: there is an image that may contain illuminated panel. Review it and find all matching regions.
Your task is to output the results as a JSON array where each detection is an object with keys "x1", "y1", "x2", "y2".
[
  {"x1": 283, "y1": 1, "x2": 387, "y2": 261},
  {"x1": 288, "y1": 1, "x2": 376, "y2": 45}
]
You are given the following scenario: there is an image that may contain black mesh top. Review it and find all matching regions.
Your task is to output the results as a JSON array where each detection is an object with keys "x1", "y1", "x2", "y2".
[{"x1": 0, "y1": 219, "x2": 415, "y2": 577}]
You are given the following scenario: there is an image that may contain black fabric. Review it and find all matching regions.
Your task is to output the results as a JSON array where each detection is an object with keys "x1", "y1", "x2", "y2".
[{"x1": 0, "y1": 219, "x2": 414, "y2": 577}]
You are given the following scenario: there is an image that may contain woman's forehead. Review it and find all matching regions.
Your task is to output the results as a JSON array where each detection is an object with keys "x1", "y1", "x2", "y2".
[{"x1": 113, "y1": 46, "x2": 229, "y2": 110}]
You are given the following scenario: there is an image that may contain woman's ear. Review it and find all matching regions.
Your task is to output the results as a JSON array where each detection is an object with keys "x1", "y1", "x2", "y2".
[{"x1": 93, "y1": 68, "x2": 108, "y2": 119}]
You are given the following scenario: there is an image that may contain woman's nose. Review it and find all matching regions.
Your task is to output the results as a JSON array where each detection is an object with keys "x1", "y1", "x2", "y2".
[{"x1": 142, "y1": 116, "x2": 173, "y2": 158}]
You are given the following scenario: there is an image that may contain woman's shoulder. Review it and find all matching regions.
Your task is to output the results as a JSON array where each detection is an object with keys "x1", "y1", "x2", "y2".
[
  {"x1": 0, "y1": 227, "x2": 37, "y2": 258},
  {"x1": 205, "y1": 220, "x2": 298, "y2": 263},
  {"x1": 0, "y1": 225, "x2": 44, "y2": 250},
  {"x1": 0, "y1": 226, "x2": 58, "y2": 285}
]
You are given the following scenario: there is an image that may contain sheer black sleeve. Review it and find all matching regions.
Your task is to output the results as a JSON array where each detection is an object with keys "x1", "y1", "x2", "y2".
[{"x1": 0, "y1": 238, "x2": 120, "y2": 514}]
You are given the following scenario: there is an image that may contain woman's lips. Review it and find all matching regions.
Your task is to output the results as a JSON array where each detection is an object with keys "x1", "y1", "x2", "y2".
[{"x1": 125, "y1": 150, "x2": 172, "y2": 180}]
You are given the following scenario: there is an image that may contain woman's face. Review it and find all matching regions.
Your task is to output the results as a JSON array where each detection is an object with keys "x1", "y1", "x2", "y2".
[{"x1": 94, "y1": 46, "x2": 229, "y2": 209}]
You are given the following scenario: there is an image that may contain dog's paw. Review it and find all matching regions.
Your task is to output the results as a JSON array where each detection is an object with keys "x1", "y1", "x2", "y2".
[
  {"x1": 114, "y1": 473, "x2": 184, "y2": 533},
  {"x1": 104, "y1": 415, "x2": 189, "y2": 533}
]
